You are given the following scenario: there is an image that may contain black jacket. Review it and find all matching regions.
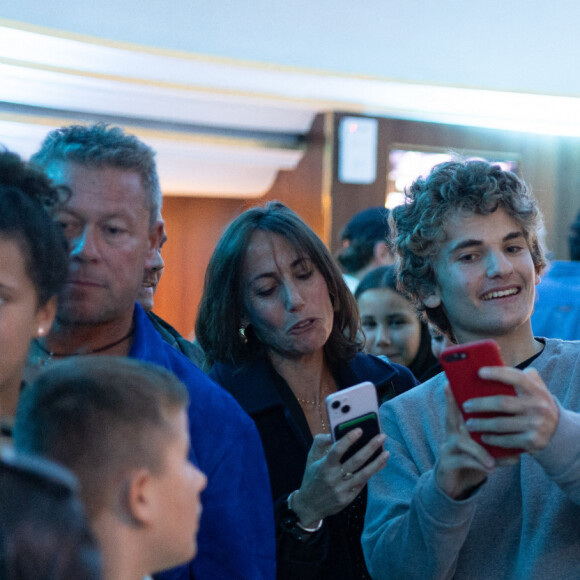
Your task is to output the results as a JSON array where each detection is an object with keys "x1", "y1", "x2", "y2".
[{"x1": 210, "y1": 353, "x2": 417, "y2": 580}]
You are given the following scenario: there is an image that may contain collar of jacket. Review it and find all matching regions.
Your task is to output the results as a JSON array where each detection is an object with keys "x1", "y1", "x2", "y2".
[{"x1": 211, "y1": 353, "x2": 402, "y2": 416}]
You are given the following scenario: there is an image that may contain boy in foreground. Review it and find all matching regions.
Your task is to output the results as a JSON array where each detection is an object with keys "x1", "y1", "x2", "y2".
[{"x1": 14, "y1": 356, "x2": 207, "y2": 580}]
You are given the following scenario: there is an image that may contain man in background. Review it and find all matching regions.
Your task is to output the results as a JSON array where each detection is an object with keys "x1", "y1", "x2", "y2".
[
  {"x1": 531, "y1": 207, "x2": 580, "y2": 339},
  {"x1": 137, "y1": 215, "x2": 204, "y2": 366},
  {"x1": 27, "y1": 123, "x2": 276, "y2": 580},
  {"x1": 336, "y1": 206, "x2": 395, "y2": 292},
  {"x1": 14, "y1": 356, "x2": 207, "y2": 580}
]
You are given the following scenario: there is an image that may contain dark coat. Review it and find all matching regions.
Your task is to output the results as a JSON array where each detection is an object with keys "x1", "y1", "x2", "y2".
[{"x1": 210, "y1": 353, "x2": 417, "y2": 580}]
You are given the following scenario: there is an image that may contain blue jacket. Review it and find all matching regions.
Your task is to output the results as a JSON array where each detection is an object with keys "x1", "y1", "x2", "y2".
[
  {"x1": 532, "y1": 260, "x2": 580, "y2": 340},
  {"x1": 130, "y1": 304, "x2": 276, "y2": 580},
  {"x1": 210, "y1": 353, "x2": 417, "y2": 580}
]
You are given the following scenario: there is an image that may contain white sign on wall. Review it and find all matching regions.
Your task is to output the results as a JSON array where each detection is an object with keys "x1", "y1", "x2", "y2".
[{"x1": 338, "y1": 116, "x2": 378, "y2": 184}]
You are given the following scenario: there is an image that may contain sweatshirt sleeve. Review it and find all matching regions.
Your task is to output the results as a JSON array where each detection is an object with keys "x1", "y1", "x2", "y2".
[
  {"x1": 362, "y1": 401, "x2": 479, "y2": 580},
  {"x1": 533, "y1": 401, "x2": 580, "y2": 504}
]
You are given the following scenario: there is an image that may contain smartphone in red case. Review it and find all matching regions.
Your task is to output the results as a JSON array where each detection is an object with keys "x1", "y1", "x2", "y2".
[{"x1": 439, "y1": 339, "x2": 522, "y2": 458}]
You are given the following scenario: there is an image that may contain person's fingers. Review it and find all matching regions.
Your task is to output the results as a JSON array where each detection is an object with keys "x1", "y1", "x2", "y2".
[
  {"x1": 338, "y1": 433, "x2": 387, "y2": 476},
  {"x1": 344, "y1": 447, "x2": 390, "y2": 486},
  {"x1": 440, "y1": 397, "x2": 497, "y2": 471},
  {"x1": 464, "y1": 367, "x2": 558, "y2": 453},
  {"x1": 308, "y1": 433, "x2": 333, "y2": 462},
  {"x1": 325, "y1": 428, "x2": 363, "y2": 465},
  {"x1": 476, "y1": 366, "x2": 542, "y2": 398}
]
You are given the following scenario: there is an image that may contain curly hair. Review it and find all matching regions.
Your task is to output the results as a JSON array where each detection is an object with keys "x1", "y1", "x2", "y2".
[
  {"x1": 196, "y1": 201, "x2": 363, "y2": 369},
  {"x1": 31, "y1": 123, "x2": 162, "y2": 227},
  {"x1": 390, "y1": 159, "x2": 546, "y2": 340},
  {"x1": 0, "y1": 149, "x2": 69, "y2": 306}
]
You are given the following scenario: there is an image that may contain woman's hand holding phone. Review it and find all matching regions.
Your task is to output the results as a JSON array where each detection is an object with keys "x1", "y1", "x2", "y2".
[{"x1": 291, "y1": 429, "x2": 388, "y2": 528}]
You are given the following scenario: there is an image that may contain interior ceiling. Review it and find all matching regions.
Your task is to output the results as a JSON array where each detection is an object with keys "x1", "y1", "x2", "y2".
[{"x1": 1, "y1": 2, "x2": 580, "y2": 197}]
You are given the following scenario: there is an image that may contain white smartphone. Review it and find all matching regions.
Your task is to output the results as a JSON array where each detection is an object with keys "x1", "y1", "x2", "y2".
[{"x1": 325, "y1": 381, "x2": 382, "y2": 470}]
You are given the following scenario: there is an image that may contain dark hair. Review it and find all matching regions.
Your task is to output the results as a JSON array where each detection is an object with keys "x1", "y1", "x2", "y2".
[
  {"x1": 196, "y1": 201, "x2": 363, "y2": 369},
  {"x1": 391, "y1": 159, "x2": 546, "y2": 339},
  {"x1": 0, "y1": 447, "x2": 101, "y2": 580},
  {"x1": 30, "y1": 123, "x2": 162, "y2": 227},
  {"x1": 337, "y1": 206, "x2": 390, "y2": 275},
  {"x1": 354, "y1": 265, "x2": 437, "y2": 380},
  {"x1": 0, "y1": 149, "x2": 68, "y2": 306},
  {"x1": 14, "y1": 356, "x2": 188, "y2": 518},
  {"x1": 354, "y1": 264, "x2": 399, "y2": 300}
]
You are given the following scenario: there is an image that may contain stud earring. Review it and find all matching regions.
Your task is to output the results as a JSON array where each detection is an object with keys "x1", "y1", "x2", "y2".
[
  {"x1": 239, "y1": 326, "x2": 248, "y2": 344},
  {"x1": 37, "y1": 327, "x2": 46, "y2": 337}
]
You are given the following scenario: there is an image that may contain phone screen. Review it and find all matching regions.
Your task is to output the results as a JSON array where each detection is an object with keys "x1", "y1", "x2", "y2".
[{"x1": 334, "y1": 412, "x2": 381, "y2": 469}]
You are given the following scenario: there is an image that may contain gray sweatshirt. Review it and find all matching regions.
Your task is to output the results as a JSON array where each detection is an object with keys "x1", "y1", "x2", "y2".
[{"x1": 363, "y1": 338, "x2": 580, "y2": 579}]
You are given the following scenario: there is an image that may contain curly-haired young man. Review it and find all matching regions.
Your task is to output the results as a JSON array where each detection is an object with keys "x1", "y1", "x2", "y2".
[{"x1": 363, "y1": 159, "x2": 580, "y2": 579}]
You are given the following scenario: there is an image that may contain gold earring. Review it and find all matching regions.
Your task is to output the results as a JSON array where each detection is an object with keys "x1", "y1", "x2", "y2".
[{"x1": 239, "y1": 327, "x2": 248, "y2": 344}]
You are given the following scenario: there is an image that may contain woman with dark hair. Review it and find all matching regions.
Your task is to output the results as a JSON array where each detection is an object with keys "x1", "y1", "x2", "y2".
[
  {"x1": 196, "y1": 201, "x2": 416, "y2": 579},
  {"x1": 354, "y1": 266, "x2": 440, "y2": 382},
  {"x1": 0, "y1": 149, "x2": 68, "y2": 438}
]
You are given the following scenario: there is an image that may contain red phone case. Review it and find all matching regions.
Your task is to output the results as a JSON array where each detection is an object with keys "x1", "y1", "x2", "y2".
[{"x1": 439, "y1": 339, "x2": 522, "y2": 458}]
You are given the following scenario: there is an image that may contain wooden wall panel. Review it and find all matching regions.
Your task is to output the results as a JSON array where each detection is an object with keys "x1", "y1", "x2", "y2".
[
  {"x1": 154, "y1": 197, "x2": 245, "y2": 339},
  {"x1": 259, "y1": 113, "x2": 327, "y2": 238}
]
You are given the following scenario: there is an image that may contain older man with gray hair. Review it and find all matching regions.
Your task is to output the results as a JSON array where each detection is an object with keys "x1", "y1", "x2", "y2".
[{"x1": 27, "y1": 123, "x2": 275, "y2": 580}]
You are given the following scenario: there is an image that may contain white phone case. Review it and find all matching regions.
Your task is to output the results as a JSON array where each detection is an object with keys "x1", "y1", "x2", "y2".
[
  {"x1": 325, "y1": 382, "x2": 382, "y2": 468},
  {"x1": 326, "y1": 381, "x2": 381, "y2": 440}
]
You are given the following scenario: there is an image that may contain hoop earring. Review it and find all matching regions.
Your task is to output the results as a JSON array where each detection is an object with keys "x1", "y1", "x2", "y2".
[
  {"x1": 239, "y1": 327, "x2": 248, "y2": 344},
  {"x1": 329, "y1": 291, "x2": 340, "y2": 312}
]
